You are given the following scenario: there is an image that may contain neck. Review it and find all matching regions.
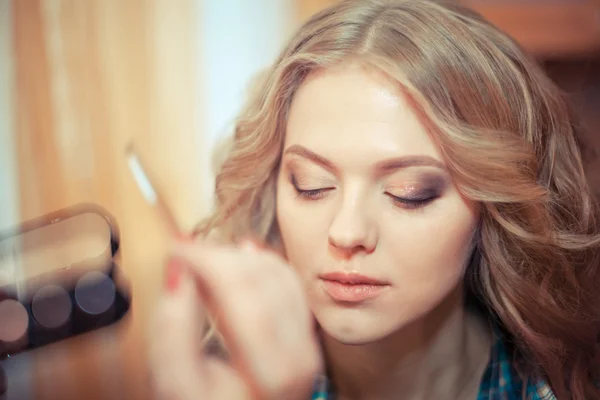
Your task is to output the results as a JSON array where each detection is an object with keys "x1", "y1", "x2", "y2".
[{"x1": 320, "y1": 290, "x2": 491, "y2": 400}]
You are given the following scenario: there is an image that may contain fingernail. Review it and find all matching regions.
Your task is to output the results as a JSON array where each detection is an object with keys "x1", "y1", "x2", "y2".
[
  {"x1": 174, "y1": 233, "x2": 194, "y2": 243},
  {"x1": 169, "y1": 236, "x2": 196, "y2": 256},
  {"x1": 165, "y1": 258, "x2": 185, "y2": 293}
]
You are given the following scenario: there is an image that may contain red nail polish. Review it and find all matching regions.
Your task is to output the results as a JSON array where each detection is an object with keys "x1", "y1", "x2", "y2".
[
  {"x1": 175, "y1": 233, "x2": 194, "y2": 242},
  {"x1": 165, "y1": 259, "x2": 184, "y2": 293}
]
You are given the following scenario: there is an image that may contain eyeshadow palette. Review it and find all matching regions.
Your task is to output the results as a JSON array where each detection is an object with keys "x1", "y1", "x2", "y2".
[{"x1": 0, "y1": 204, "x2": 131, "y2": 357}]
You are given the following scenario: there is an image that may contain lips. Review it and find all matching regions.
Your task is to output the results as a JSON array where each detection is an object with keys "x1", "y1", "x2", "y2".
[{"x1": 319, "y1": 272, "x2": 389, "y2": 302}]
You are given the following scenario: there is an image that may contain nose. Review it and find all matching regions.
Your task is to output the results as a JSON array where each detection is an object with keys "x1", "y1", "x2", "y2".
[{"x1": 328, "y1": 194, "x2": 377, "y2": 257}]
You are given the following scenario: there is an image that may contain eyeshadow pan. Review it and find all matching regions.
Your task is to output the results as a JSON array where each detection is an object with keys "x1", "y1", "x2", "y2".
[
  {"x1": 31, "y1": 285, "x2": 72, "y2": 330},
  {"x1": 74, "y1": 271, "x2": 116, "y2": 315},
  {"x1": 0, "y1": 299, "x2": 29, "y2": 346}
]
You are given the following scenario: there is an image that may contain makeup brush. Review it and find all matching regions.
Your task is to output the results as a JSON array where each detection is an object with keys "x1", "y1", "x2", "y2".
[{"x1": 125, "y1": 144, "x2": 185, "y2": 238}]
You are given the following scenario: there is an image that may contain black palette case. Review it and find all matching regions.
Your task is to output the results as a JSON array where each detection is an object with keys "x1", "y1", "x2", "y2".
[{"x1": 0, "y1": 204, "x2": 132, "y2": 357}]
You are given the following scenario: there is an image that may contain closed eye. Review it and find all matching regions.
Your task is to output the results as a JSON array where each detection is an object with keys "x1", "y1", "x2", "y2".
[
  {"x1": 290, "y1": 174, "x2": 334, "y2": 200},
  {"x1": 293, "y1": 186, "x2": 333, "y2": 200},
  {"x1": 386, "y1": 193, "x2": 437, "y2": 210}
]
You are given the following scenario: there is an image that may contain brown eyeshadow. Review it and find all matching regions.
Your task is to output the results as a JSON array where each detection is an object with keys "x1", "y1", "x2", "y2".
[{"x1": 387, "y1": 172, "x2": 449, "y2": 198}]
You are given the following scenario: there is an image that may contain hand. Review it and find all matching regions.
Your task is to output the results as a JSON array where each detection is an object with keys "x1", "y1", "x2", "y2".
[{"x1": 148, "y1": 240, "x2": 322, "y2": 400}]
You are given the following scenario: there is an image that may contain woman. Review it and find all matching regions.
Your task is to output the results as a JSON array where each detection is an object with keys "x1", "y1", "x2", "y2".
[{"x1": 148, "y1": 0, "x2": 600, "y2": 399}]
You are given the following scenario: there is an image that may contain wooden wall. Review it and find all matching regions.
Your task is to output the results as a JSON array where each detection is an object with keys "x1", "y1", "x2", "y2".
[{"x1": 7, "y1": 0, "x2": 207, "y2": 399}]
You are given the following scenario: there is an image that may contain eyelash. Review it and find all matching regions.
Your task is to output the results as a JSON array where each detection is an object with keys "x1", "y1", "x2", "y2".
[
  {"x1": 386, "y1": 194, "x2": 437, "y2": 210},
  {"x1": 291, "y1": 176, "x2": 437, "y2": 210},
  {"x1": 295, "y1": 188, "x2": 329, "y2": 200},
  {"x1": 293, "y1": 184, "x2": 333, "y2": 200}
]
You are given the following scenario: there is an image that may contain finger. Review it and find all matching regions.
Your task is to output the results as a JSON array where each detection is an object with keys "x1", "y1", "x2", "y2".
[
  {"x1": 170, "y1": 240, "x2": 287, "y2": 302},
  {"x1": 170, "y1": 241, "x2": 315, "y2": 346},
  {"x1": 238, "y1": 238, "x2": 263, "y2": 251},
  {"x1": 169, "y1": 243, "x2": 273, "y2": 383},
  {"x1": 170, "y1": 242, "x2": 320, "y2": 397},
  {"x1": 172, "y1": 241, "x2": 312, "y2": 335},
  {"x1": 148, "y1": 259, "x2": 206, "y2": 400}
]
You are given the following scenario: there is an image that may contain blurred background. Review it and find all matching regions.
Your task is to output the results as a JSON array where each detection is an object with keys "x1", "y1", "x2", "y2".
[{"x1": 0, "y1": 0, "x2": 599, "y2": 399}]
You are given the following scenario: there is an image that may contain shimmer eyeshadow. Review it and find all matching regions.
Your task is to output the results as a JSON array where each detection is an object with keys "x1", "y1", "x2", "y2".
[
  {"x1": 74, "y1": 271, "x2": 116, "y2": 316},
  {"x1": 388, "y1": 173, "x2": 449, "y2": 199}
]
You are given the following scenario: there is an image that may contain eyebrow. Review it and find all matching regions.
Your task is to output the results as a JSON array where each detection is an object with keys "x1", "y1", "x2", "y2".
[{"x1": 283, "y1": 144, "x2": 446, "y2": 175}]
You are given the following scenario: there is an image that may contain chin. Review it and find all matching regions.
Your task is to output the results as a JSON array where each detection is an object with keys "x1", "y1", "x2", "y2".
[
  {"x1": 315, "y1": 306, "x2": 408, "y2": 345},
  {"x1": 325, "y1": 329, "x2": 390, "y2": 346}
]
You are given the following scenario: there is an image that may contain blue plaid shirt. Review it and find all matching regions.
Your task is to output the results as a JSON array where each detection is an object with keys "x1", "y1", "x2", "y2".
[{"x1": 311, "y1": 327, "x2": 557, "y2": 400}]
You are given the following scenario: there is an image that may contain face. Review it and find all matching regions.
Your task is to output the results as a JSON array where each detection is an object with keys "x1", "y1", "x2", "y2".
[{"x1": 276, "y1": 63, "x2": 478, "y2": 345}]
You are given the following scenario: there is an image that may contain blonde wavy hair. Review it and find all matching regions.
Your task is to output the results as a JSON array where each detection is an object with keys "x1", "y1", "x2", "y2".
[{"x1": 195, "y1": 0, "x2": 600, "y2": 397}]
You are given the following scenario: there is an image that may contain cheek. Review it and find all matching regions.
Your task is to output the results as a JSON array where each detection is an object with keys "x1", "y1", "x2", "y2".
[
  {"x1": 380, "y1": 197, "x2": 477, "y2": 298},
  {"x1": 275, "y1": 179, "x2": 328, "y2": 268}
]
